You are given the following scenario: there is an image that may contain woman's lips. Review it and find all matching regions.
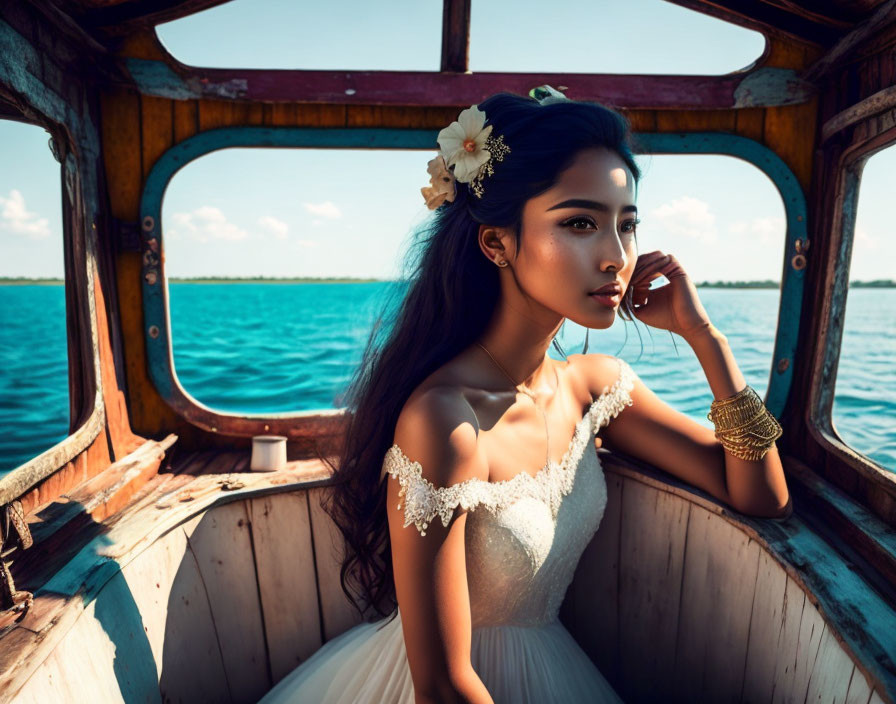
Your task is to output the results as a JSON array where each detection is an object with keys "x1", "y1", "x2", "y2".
[{"x1": 589, "y1": 291, "x2": 621, "y2": 308}]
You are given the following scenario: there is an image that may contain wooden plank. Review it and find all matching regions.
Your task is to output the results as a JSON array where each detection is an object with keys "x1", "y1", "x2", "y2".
[
  {"x1": 762, "y1": 102, "x2": 817, "y2": 191},
  {"x1": 672, "y1": 504, "x2": 761, "y2": 703},
  {"x1": 306, "y1": 486, "x2": 365, "y2": 641},
  {"x1": 618, "y1": 477, "x2": 689, "y2": 703},
  {"x1": 100, "y1": 88, "x2": 142, "y2": 220},
  {"x1": 735, "y1": 107, "x2": 765, "y2": 143},
  {"x1": 774, "y1": 592, "x2": 826, "y2": 704},
  {"x1": 246, "y1": 493, "x2": 323, "y2": 684},
  {"x1": 119, "y1": 523, "x2": 231, "y2": 703},
  {"x1": 845, "y1": 664, "x2": 874, "y2": 704},
  {"x1": 183, "y1": 501, "x2": 270, "y2": 703},
  {"x1": 805, "y1": 624, "x2": 859, "y2": 703},
  {"x1": 140, "y1": 94, "x2": 174, "y2": 181},
  {"x1": 560, "y1": 465, "x2": 623, "y2": 687},
  {"x1": 16, "y1": 572, "x2": 160, "y2": 704},
  {"x1": 742, "y1": 549, "x2": 790, "y2": 703},
  {"x1": 172, "y1": 99, "x2": 199, "y2": 144}
]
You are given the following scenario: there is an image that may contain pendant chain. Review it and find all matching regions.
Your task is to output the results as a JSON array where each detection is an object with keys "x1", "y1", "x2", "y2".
[{"x1": 475, "y1": 342, "x2": 551, "y2": 468}]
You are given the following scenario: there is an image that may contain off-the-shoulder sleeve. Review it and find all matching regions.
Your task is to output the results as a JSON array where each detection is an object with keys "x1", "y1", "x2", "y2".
[
  {"x1": 380, "y1": 445, "x2": 502, "y2": 537},
  {"x1": 587, "y1": 357, "x2": 636, "y2": 432}
]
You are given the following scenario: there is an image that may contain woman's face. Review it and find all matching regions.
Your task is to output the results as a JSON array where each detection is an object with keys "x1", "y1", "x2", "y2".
[{"x1": 510, "y1": 146, "x2": 639, "y2": 329}]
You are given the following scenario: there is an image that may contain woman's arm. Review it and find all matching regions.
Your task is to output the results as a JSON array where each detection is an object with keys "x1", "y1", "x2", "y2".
[
  {"x1": 578, "y1": 348, "x2": 791, "y2": 519},
  {"x1": 598, "y1": 249, "x2": 791, "y2": 519},
  {"x1": 387, "y1": 387, "x2": 495, "y2": 704},
  {"x1": 681, "y1": 323, "x2": 791, "y2": 518}
]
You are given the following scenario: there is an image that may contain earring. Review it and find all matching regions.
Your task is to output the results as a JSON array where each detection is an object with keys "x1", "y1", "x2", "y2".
[
  {"x1": 582, "y1": 328, "x2": 590, "y2": 355},
  {"x1": 496, "y1": 258, "x2": 508, "y2": 267}
]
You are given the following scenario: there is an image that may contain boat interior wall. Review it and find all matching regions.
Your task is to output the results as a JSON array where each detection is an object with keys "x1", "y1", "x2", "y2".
[
  {"x1": 2, "y1": 455, "x2": 893, "y2": 703},
  {"x1": 0, "y1": 9, "x2": 152, "y2": 517}
]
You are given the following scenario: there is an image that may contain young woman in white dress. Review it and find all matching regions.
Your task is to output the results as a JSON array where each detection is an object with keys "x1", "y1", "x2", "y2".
[{"x1": 260, "y1": 89, "x2": 791, "y2": 704}]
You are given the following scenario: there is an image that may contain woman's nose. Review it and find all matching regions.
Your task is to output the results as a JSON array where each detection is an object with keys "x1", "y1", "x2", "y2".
[{"x1": 599, "y1": 236, "x2": 628, "y2": 272}]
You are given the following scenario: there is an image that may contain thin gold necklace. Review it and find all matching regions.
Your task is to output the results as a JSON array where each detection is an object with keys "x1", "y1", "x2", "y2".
[{"x1": 475, "y1": 342, "x2": 552, "y2": 468}]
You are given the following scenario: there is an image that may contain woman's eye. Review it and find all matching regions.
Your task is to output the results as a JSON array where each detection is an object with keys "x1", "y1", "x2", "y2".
[
  {"x1": 621, "y1": 217, "x2": 641, "y2": 234},
  {"x1": 562, "y1": 216, "x2": 597, "y2": 231}
]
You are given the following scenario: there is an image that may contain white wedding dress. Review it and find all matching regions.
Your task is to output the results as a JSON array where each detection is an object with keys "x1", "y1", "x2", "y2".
[{"x1": 259, "y1": 357, "x2": 636, "y2": 704}]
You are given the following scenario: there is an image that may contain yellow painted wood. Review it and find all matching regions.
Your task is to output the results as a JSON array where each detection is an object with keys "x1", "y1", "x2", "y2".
[{"x1": 140, "y1": 94, "x2": 173, "y2": 181}]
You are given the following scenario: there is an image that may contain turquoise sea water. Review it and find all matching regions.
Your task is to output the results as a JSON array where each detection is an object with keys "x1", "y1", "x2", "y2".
[{"x1": 1, "y1": 283, "x2": 893, "y2": 476}]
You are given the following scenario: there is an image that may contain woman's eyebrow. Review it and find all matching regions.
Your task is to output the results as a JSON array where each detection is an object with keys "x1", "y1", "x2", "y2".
[{"x1": 546, "y1": 198, "x2": 638, "y2": 214}]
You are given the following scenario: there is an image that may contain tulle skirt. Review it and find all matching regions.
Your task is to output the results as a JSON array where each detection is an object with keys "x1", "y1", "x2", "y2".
[{"x1": 257, "y1": 609, "x2": 625, "y2": 703}]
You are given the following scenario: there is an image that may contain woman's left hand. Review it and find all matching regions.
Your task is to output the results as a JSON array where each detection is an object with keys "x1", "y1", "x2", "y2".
[{"x1": 627, "y1": 250, "x2": 714, "y2": 339}]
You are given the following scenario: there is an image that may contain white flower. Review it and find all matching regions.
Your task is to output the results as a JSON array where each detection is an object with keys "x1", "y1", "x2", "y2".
[
  {"x1": 420, "y1": 155, "x2": 456, "y2": 210},
  {"x1": 437, "y1": 105, "x2": 494, "y2": 182}
]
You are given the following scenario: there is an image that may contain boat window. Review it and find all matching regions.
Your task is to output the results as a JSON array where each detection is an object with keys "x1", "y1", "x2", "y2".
[
  {"x1": 0, "y1": 120, "x2": 66, "y2": 476},
  {"x1": 470, "y1": 0, "x2": 767, "y2": 75},
  {"x1": 831, "y1": 144, "x2": 896, "y2": 473},
  {"x1": 162, "y1": 149, "x2": 787, "y2": 418},
  {"x1": 155, "y1": 0, "x2": 442, "y2": 70},
  {"x1": 558, "y1": 153, "x2": 787, "y2": 428},
  {"x1": 160, "y1": 147, "x2": 427, "y2": 412}
]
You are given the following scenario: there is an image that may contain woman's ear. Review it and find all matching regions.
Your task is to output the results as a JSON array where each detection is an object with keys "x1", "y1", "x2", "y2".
[{"x1": 478, "y1": 224, "x2": 511, "y2": 266}]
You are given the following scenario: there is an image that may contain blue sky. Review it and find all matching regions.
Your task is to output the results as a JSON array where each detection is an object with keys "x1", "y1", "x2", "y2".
[{"x1": 0, "y1": 0, "x2": 892, "y2": 281}]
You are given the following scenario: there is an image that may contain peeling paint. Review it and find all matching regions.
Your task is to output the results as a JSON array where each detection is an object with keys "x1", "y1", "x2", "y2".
[
  {"x1": 734, "y1": 67, "x2": 817, "y2": 108},
  {"x1": 124, "y1": 58, "x2": 249, "y2": 101},
  {"x1": 124, "y1": 58, "x2": 196, "y2": 100}
]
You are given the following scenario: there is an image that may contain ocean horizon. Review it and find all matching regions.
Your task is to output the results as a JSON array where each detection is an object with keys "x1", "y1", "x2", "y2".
[{"x1": 1, "y1": 282, "x2": 892, "y2": 477}]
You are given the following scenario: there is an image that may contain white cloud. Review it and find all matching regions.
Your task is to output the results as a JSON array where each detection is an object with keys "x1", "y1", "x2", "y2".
[
  {"x1": 293, "y1": 239, "x2": 318, "y2": 249},
  {"x1": 169, "y1": 206, "x2": 247, "y2": 243},
  {"x1": 855, "y1": 225, "x2": 879, "y2": 250},
  {"x1": 302, "y1": 201, "x2": 342, "y2": 219},
  {"x1": 257, "y1": 215, "x2": 288, "y2": 240},
  {"x1": 0, "y1": 189, "x2": 51, "y2": 239},
  {"x1": 728, "y1": 216, "x2": 785, "y2": 244},
  {"x1": 650, "y1": 196, "x2": 717, "y2": 244}
]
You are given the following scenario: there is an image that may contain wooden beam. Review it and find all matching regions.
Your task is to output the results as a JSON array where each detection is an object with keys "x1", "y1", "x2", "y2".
[
  {"x1": 666, "y1": 0, "x2": 845, "y2": 46},
  {"x1": 117, "y1": 61, "x2": 817, "y2": 109},
  {"x1": 440, "y1": 0, "x2": 470, "y2": 73},
  {"x1": 801, "y1": 0, "x2": 896, "y2": 82}
]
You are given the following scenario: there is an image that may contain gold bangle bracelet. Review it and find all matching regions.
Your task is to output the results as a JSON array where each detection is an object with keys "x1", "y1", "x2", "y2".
[{"x1": 706, "y1": 385, "x2": 783, "y2": 461}]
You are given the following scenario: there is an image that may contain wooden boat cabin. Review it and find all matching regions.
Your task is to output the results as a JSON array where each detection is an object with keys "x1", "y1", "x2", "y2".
[{"x1": 0, "y1": 1, "x2": 894, "y2": 702}]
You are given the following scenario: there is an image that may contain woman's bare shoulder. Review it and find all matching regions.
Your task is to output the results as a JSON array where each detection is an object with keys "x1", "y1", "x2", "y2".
[
  {"x1": 393, "y1": 371, "x2": 488, "y2": 489},
  {"x1": 566, "y1": 352, "x2": 632, "y2": 400}
]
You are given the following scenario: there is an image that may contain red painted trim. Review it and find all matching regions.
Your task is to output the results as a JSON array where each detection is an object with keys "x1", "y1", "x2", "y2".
[{"x1": 140, "y1": 65, "x2": 808, "y2": 109}]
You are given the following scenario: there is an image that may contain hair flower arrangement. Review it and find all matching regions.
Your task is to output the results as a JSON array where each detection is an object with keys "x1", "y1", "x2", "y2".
[
  {"x1": 420, "y1": 155, "x2": 456, "y2": 210},
  {"x1": 421, "y1": 104, "x2": 511, "y2": 208}
]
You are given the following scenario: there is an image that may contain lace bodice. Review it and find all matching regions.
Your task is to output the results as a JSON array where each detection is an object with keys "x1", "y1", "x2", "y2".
[{"x1": 382, "y1": 356, "x2": 636, "y2": 628}]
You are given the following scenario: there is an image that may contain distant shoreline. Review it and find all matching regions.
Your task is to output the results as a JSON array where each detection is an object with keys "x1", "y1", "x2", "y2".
[{"x1": 2, "y1": 277, "x2": 895, "y2": 288}]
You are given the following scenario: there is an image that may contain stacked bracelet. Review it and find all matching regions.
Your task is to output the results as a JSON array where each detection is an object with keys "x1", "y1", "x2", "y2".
[{"x1": 706, "y1": 385, "x2": 783, "y2": 461}]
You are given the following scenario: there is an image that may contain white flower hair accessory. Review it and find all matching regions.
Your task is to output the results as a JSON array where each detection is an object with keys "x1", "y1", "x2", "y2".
[
  {"x1": 421, "y1": 104, "x2": 511, "y2": 207},
  {"x1": 420, "y1": 155, "x2": 456, "y2": 210}
]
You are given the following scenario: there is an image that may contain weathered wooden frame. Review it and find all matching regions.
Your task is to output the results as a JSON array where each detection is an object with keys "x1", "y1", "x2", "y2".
[
  {"x1": 807, "y1": 112, "x2": 896, "y2": 514},
  {"x1": 0, "y1": 18, "x2": 106, "y2": 507}
]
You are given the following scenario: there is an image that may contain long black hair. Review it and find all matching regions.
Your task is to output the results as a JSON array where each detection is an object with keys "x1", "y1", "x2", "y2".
[{"x1": 315, "y1": 91, "x2": 643, "y2": 625}]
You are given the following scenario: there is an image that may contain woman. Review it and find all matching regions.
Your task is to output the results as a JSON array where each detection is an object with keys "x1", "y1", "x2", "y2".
[{"x1": 260, "y1": 90, "x2": 791, "y2": 704}]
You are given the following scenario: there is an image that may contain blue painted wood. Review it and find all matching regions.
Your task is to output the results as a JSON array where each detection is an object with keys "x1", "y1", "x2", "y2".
[{"x1": 140, "y1": 128, "x2": 805, "y2": 418}]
